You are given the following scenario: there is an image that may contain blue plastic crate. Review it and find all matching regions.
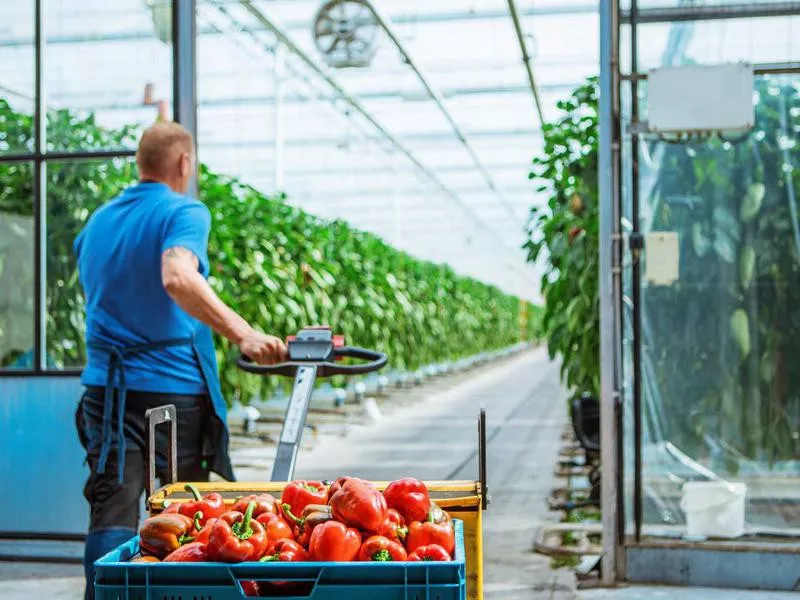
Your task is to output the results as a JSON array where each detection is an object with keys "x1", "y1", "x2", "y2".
[{"x1": 94, "y1": 519, "x2": 466, "y2": 600}]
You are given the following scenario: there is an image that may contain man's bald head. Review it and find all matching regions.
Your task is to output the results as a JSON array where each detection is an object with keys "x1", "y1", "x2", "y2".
[{"x1": 136, "y1": 122, "x2": 195, "y2": 194}]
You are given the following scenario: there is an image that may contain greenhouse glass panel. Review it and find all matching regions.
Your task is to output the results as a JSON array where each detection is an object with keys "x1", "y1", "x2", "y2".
[
  {"x1": 0, "y1": 1, "x2": 35, "y2": 155},
  {"x1": 43, "y1": 0, "x2": 174, "y2": 152},
  {"x1": 0, "y1": 161, "x2": 35, "y2": 369},
  {"x1": 45, "y1": 157, "x2": 138, "y2": 369},
  {"x1": 637, "y1": 74, "x2": 800, "y2": 535}
]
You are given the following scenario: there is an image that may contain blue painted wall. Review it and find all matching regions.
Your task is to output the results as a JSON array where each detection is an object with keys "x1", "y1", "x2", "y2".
[{"x1": 0, "y1": 377, "x2": 89, "y2": 534}]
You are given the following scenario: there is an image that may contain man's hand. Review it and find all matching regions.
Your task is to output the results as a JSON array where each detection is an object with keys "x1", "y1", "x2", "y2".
[{"x1": 240, "y1": 331, "x2": 288, "y2": 365}]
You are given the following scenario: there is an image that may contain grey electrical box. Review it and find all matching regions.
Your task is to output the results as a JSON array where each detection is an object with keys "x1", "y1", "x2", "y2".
[{"x1": 647, "y1": 63, "x2": 755, "y2": 133}]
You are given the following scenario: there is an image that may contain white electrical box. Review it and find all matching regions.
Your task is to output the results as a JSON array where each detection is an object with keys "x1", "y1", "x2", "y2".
[
  {"x1": 645, "y1": 232, "x2": 680, "y2": 286},
  {"x1": 647, "y1": 63, "x2": 755, "y2": 133}
]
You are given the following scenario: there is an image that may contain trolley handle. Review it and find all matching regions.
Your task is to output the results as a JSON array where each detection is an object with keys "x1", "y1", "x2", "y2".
[{"x1": 236, "y1": 346, "x2": 388, "y2": 378}]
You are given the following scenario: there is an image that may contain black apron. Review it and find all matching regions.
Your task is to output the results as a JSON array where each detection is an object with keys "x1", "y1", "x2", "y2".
[{"x1": 88, "y1": 323, "x2": 234, "y2": 484}]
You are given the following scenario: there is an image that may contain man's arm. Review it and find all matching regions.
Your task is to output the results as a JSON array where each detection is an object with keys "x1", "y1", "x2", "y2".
[{"x1": 161, "y1": 246, "x2": 286, "y2": 364}]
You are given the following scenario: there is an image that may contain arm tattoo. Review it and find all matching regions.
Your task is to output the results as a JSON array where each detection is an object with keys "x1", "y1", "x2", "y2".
[{"x1": 162, "y1": 246, "x2": 200, "y2": 269}]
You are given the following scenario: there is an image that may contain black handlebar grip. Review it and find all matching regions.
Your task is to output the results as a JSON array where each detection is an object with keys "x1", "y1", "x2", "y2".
[{"x1": 236, "y1": 347, "x2": 388, "y2": 378}]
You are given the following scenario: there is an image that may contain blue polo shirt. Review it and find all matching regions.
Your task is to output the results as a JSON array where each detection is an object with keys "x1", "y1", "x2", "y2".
[{"x1": 74, "y1": 181, "x2": 211, "y2": 395}]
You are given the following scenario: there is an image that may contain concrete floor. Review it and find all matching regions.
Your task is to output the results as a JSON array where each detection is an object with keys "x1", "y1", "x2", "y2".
[{"x1": 0, "y1": 348, "x2": 794, "y2": 599}]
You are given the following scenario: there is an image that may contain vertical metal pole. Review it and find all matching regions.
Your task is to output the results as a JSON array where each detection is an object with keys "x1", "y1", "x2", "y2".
[
  {"x1": 599, "y1": 0, "x2": 621, "y2": 587},
  {"x1": 274, "y1": 43, "x2": 286, "y2": 191},
  {"x1": 172, "y1": 0, "x2": 198, "y2": 196},
  {"x1": 33, "y1": 0, "x2": 46, "y2": 371},
  {"x1": 630, "y1": 0, "x2": 644, "y2": 544}
]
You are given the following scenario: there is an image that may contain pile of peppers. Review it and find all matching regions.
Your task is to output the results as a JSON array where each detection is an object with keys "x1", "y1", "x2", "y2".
[{"x1": 133, "y1": 478, "x2": 455, "y2": 568}]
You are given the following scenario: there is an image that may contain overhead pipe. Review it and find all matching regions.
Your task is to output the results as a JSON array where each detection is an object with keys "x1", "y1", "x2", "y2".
[
  {"x1": 505, "y1": 0, "x2": 546, "y2": 127},
  {"x1": 362, "y1": 0, "x2": 519, "y2": 221},
  {"x1": 235, "y1": 0, "x2": 525, "y2": 258}
]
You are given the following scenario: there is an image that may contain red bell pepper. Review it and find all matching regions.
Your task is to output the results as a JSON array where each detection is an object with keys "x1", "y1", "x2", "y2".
[
  {"x1": 162, "y1": 502, "x2": 181, "y2": 514},
  {"x1": 406, "y1": 519, "x2": 455, "y2": 555},
  {"x1": 281, "y1": 481, "x2": 328, "y2": 517},
  {"x1": 282, "y1": 504, "x2": 334, "y2": 548},
  {"x1": 206, "y1": 501, "x2": 269, "y2": 563},
  {"x1": 179, "y1": 484, "x2": 226, "y2": 527},
  {"x1": 308, "y1": 521, "x2": 361, "y2": 562},
  {"x1": 329, "y1": 479, "x2": 387, "y2": 532},
  {"x1": 232, "y1": 494, "x2": 281, "y2": 518},
  {"x1": 358, "y1": 535, "x2": 407, "y2": 562},
  {"x1": 377, "y1": 508, "x2": 407, "y2": 542},
  {"x1": 383, "y1": 478, "x2": 431, "y2": 523},
  {"x1": 408, "y1": 544, "x2": 451, "y2": 562},
  {"x1": 256, "y1": 512, "x2": 294, "y2": 552},
  {"x1": 328, "y1": 476, "x2": 372, "y2": 496},
  {"x1": 195, "y1": 516, "x2": 218, "y2": 546},
  {"x1": 260, "y1": 538, "x2": 310, "y2": 562},
  {"x1": 139, "y1": 513, "x2": 196, "y2": 558},
  {"x1": 240, "y1": 581, "x2": 260, "y2": 597},
  {"x1": 162, "y1": 542, "x2": 208, "y2": 563}
]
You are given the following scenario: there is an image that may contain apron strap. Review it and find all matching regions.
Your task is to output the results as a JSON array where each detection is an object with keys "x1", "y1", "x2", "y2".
[{"x1": 88, "y1": 336, "x2": 194, "y2": 485}]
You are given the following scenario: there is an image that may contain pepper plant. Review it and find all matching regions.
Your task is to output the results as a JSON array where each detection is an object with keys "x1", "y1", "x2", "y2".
[
  {"x1": 525, "y1": 78, "x2": 600, "y2": 402},
  {"x1": 0, "y1": 98, "x2": 539, "y2": 402}
]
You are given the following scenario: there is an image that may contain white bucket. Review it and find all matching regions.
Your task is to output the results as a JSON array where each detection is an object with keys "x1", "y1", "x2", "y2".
[{"x1": 679, "y1": 481, "x2": 746, "y2": 538}]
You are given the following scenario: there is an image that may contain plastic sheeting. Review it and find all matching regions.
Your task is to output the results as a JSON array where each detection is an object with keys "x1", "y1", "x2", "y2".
[{"x1": 627, "y1": 74, "x2": 800, "y2": 539}]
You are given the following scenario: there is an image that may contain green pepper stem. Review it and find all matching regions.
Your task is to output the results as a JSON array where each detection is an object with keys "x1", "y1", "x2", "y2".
[
  {"x1": 193, "y1": 511, "x2": 204, "y2": 532},
  {"x1": 178, "y1": 534, "x2": 195, "y2": 545},
  {"x1": 372, "y1": 549, "x2": 392, "y2": 562},
  {"x1": 185, "y1": 484, "x2": 202, "y2": 502},
  {"x1": 242, "y1": 500, "x2": 255, "y2": 531},
  {"x1": 231, "y1": 500, "x2": 257, "y2": 540},
  {"x1": 281, "y1": 503, "x2": 304, "y2": 527},
  {"x1": 259, "y1": 554, "x2": 279, "y2": 562}
]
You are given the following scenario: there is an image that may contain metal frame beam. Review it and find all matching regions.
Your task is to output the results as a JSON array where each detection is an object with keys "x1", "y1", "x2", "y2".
[
  {"x1": 46, "y1": 82, "x2": 576, "y2": 114},
  {"x1": 599, "y1": 0, "x2": 622, "y2": 587},
  {"x1": 271, "y1": 163, "x2": 532, "y2": 177},
  {"x1": 173, "y1": 0, "x2": 199, "y2": 195},
  {"x1": 620, "y1": 1, "x2": 800, "y2": 23},
  {"x1": 199, "y1": 127, "x2": 542, "y2": 148},
  {"x1": 363, "y1": 0, "x2": 518, "y2": 220},
  {"x1": 505, "y1": 0, "x2": 546, "y2": 126},
  {"x1": 274, "y1": 185, "x2": 534, "y2": 199}
]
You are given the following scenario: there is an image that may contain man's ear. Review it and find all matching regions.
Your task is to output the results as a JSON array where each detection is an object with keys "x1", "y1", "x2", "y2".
[{"x1": 180, "y1": 152, "x2": 192, "y2": 177}]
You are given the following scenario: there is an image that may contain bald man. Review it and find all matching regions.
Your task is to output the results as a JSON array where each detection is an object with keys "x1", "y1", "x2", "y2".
[{"x1": 73, "y1": 122, "x2": 287, "y2": 598}]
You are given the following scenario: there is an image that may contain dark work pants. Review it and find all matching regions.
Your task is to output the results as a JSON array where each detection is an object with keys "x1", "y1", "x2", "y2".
[{"x1": 76, "y1": 387, "x2": 211, "y2": 600}]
